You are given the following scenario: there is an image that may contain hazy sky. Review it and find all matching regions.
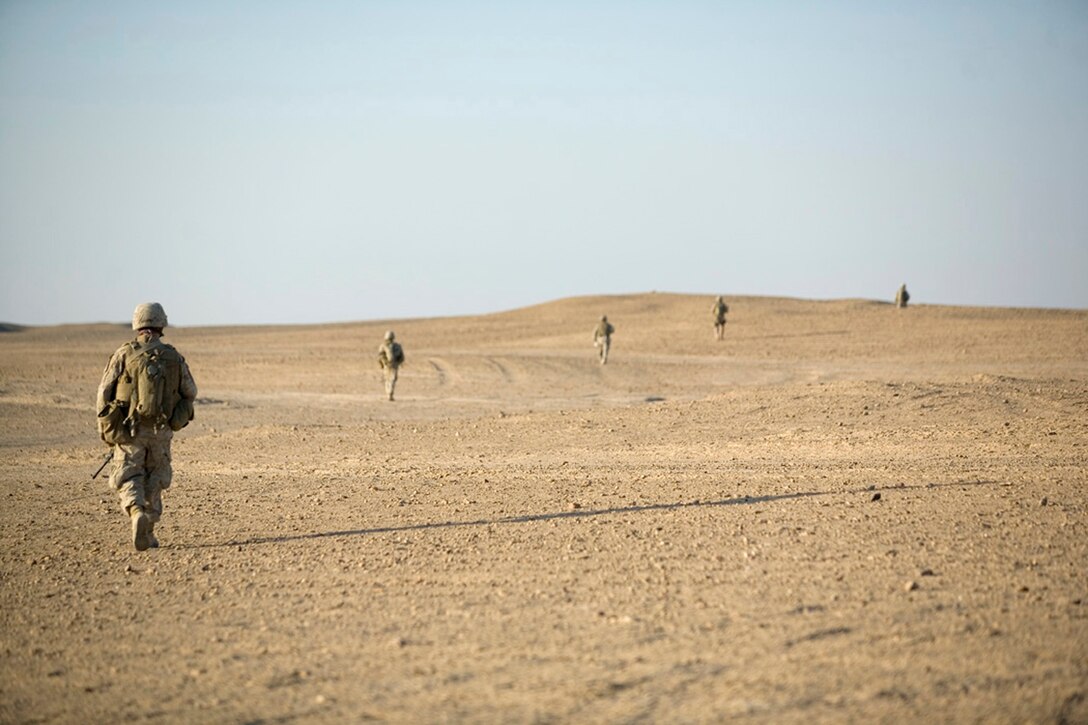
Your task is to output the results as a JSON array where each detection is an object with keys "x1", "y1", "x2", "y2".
[{"x1": 2, "y1": 1, "x2": 1086, "y2": 326}]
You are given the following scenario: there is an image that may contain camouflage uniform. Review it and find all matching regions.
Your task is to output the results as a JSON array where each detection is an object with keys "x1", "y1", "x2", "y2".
[
  {"x1": 593, "y1": 316, "x2": 614, "y2": 365},
  {"x1": 895, "y1": 284, "x2": 910, "y2": 309},
  {"x1": 711, "y1": 296, "x2": 729, "y2": 341},
  {"x1": 97, "y1": 303, "x2": 197, "y2": 551},
  {"x1": 377, "y1": 331, "x2": 404, "y2": 401}
]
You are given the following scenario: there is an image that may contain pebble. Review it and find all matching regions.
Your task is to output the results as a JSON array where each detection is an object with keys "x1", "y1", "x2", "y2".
[
  {"x1": 870, "y1": 493, "x2": 881, "y2": 502},
  {"x1": 1040, "y1": 497, "x2": 1048, "y2": 506},
  {"x1": 904, "y1": 580, "x2": 919, "y2": 592}
]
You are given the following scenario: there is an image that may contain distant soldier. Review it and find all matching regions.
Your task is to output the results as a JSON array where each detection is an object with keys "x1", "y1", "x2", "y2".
[
  {"x1": 96, "y1": 303, "x2": 197, "y2": 551},
  {"x1": 593, "y1": 315, "x2": 614, "y2": 365},
  {"x1": 711, "y1": 295, "x2": 729, "y2": 340},
  {"x1": 377, "y1": 330, "x2": 405, "y2": 401},
  {"x1": 895, "y1": 284, "x2": 910, "y2": 309}
]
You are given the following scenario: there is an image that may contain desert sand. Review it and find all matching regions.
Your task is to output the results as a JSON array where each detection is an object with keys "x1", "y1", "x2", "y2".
[{"x1": 1, "y1": 292, "x2": 1085, "y2": 723}]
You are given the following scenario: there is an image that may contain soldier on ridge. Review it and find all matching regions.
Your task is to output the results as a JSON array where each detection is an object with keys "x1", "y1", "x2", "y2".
[
  {"x1": 593, "y1": 315, "x2": 614, "y2": 365},
  {"x1": 377, "y1": 330, "x2": 405, "y2": 401},
  {"x1": 895, "y1": 284, "x2": 910, "y2": 309},
  {"x1": 96, "y1": 303, "x2": 197, "y2": 551}
]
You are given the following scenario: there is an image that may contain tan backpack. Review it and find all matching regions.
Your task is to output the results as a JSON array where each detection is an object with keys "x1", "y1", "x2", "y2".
[
  {"x1": 105, "y1": 340, "x2": 191, "y2": 441},
  {"x1": 380, "y1": 341, "x2": 405, "y2": 368}
]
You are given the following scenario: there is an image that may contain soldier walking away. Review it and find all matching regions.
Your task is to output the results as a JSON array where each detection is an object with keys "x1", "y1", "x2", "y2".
[
  {"x1": 96, "y1": 303, "x2": 197, "y2": 551},
  {"x1": 711, "y1": 295, "x2": 729, "y2": 340},
  {"x1": 377, "y1": 330, "x2": 405, "y2": 401},
  {"x1": 593, "y1": 315, "x2": 614, "y2": 365},
  {"x1": 895, "y1": 284, "x2": 910, "y2": 309}
]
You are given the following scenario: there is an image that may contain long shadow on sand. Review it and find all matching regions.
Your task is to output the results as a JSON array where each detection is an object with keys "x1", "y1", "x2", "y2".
[
  {"x1": 186, "y1": 480, "x2": 997, "y2": 550},
  {"x1": 749, "y1": 329, "x2": 849, "y2": 341}
]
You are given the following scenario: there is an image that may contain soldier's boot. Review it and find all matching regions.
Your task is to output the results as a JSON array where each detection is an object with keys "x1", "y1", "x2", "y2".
[
  {"x1": 130, "y1": 508, "x2": 150, "y2": 552},
  {"x1": 146, "y1": 521, "x2": 159, "y2": 549}
]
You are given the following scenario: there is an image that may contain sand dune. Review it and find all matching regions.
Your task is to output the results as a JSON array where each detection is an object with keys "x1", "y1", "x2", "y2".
[{"x1": 1, "y1": 293, "x2": 1086, "y2": 722}]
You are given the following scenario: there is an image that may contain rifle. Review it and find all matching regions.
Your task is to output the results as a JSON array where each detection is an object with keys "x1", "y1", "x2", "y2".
[{"x1": 92, "y1": 450, "x2": 113, "y2": 480}]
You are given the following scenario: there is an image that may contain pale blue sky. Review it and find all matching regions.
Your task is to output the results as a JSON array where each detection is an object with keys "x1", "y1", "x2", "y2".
[{"x1": 1, "y1": 1, "x2": 1086, "y2": 325}]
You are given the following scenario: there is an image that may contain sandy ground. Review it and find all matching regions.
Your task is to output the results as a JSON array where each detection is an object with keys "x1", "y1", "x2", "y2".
[{"x1": 0, "y1": 292, "x2": 1086, "y2": 724}]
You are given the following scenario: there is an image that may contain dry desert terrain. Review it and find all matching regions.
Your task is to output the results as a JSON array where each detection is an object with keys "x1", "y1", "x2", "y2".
[{"x1": 1, "y1": 293, "x2": 1086, "y2": 723}]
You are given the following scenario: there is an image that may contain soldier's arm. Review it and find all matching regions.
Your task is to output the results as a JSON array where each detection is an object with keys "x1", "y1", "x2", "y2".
[
  {"x1": 95, "y1": 349, "x2": 126, "y2": 415},
  {"x1": 179, "y1": 357, "x2": 198, "y2": 401}
]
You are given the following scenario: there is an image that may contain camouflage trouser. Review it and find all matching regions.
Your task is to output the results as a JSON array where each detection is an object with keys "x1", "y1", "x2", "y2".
[
  {"x1": 108, "y1": 432, "x2": 173, "y2": 523},
  {"x1": 715, "y1": 318, "x2": 726, "y2": 339},
  {"x1": 597, "y1": 337, "x2": 610, "y2": 364},
  {"x1": 382, "y1": 365, "x2": 399, "y2": 398}
]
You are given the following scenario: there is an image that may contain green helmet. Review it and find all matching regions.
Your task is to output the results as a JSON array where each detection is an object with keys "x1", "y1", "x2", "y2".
[{"x1": 132, "y1": 302, "x2": 168, "y2": 330}]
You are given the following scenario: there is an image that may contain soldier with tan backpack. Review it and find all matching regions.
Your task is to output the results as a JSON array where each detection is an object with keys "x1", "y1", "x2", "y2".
[
  {"x1": 377, "y1": 330, "x2": 405, "y2": 401},
  {"x1": 712, "y1": 295, "x2": 729, "y2": 341},
  {"x1": 96, "y1": 303, "x2": 197, "y2": 551},
  {"x1": 593, "y1": 315, "x2": 614, "y2": 365}
]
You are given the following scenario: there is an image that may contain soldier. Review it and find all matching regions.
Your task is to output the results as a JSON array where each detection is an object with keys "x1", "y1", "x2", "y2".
[
  {"x1": 711, "y1": 295, "x2": 729, "y2": 340},
  {"x1": 895, "y1": 284, "x2": 910, "y2": 309},
  {"x1": 377, "y1": 330, "x2": 405, "y2": 401},
  {"x1": 96, "y1": 303, "x2": 197, "y2": 551},
  {"x1": 593, "y1": 315, "x2": 614, "y2": 365}
]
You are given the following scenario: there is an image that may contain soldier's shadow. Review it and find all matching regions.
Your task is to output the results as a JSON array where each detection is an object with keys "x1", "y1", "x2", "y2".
[{"x1": 183, "y1": 480, "x2": 998, "y2": 550}]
